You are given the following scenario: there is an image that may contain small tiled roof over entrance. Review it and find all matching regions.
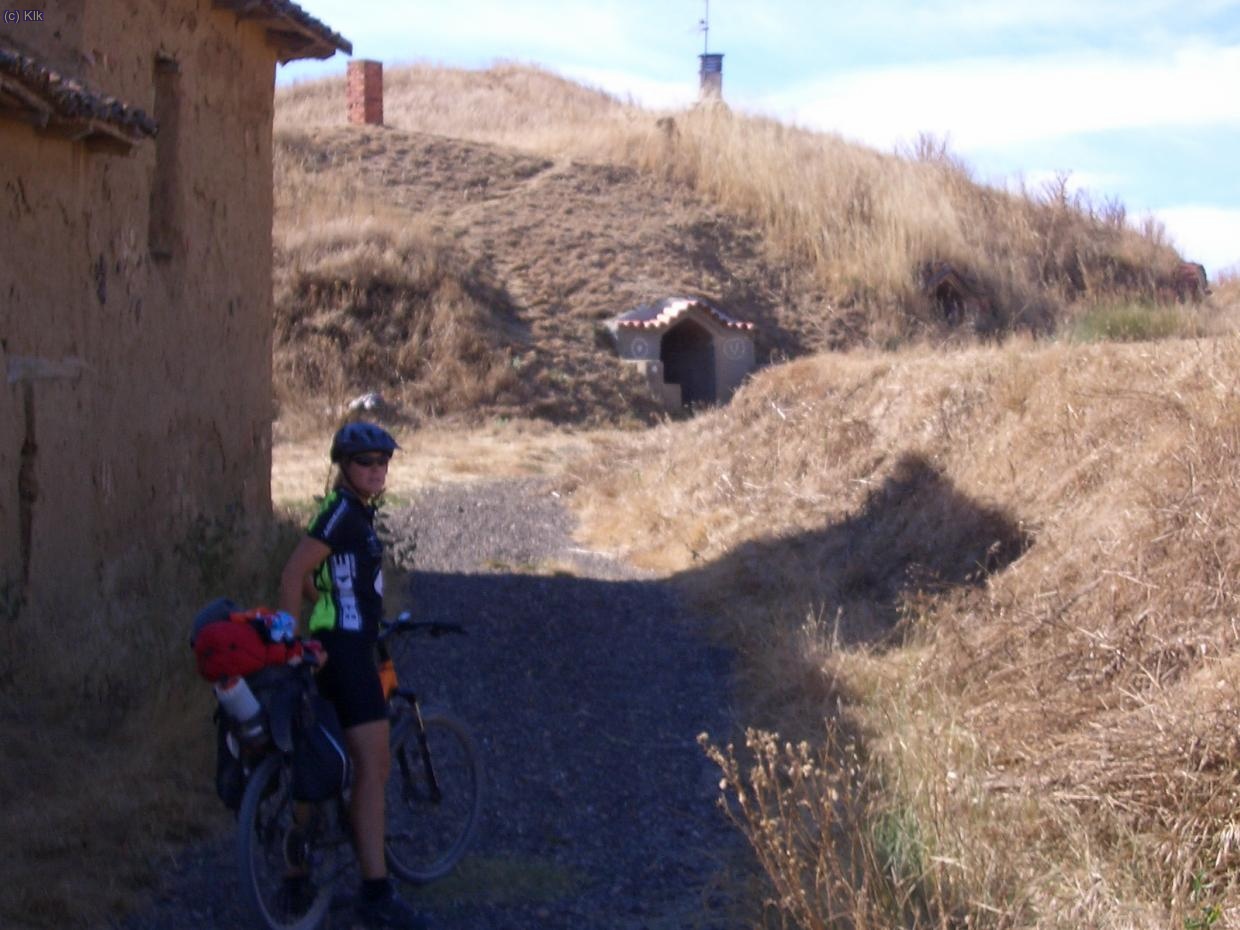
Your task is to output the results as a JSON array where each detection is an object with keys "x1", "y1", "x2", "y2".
[
  {"x1": 0, "y1": 44, "x2": 157, "y2": 147},
  {"x1": 212, "y1": 0, "x2": 353, "y2": 61},
  {"x1": 614, "y1": 297, "x2": 756, "y2": 331}
]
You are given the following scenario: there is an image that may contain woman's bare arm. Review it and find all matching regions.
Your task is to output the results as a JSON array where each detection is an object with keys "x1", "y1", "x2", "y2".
[{"x1": 280, "y1": 536, "x2": 332, "y2": 634}]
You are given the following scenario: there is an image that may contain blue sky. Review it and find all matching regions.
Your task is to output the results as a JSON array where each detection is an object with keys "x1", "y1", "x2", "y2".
[{"x1": 283, "y1": 1, "x2": 1240, "y2": 276}]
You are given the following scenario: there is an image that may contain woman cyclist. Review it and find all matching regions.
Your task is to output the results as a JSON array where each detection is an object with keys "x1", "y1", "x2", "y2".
[{"x1": 279, "y1": 421, "x2": 426, "y2": 930}]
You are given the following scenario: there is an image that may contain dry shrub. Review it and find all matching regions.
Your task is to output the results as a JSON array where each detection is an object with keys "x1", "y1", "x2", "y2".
[
  {"x1": 702, "y1": 726, "x2": 1004, "y2": 930},
  {"x1": 274, "y1": 212, "x2": 521, "y2": 422},
  {"x1": 568, "y1": 335, "x2": 1240, "y2": 927}
]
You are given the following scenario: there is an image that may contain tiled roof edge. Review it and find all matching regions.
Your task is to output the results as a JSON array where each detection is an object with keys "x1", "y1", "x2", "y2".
[
  {"x1": 0, "y1": 45, "x2": 157, "y2": 138},
  {"x1": 270, "y1": 1, "x2": 352, "y2": 54},
  {"x1": 616, "y1": 297, "x2": 756, "y2": 331},
  {"x1": 215, "y1": 1, "x2": 352, "y2": 57}
]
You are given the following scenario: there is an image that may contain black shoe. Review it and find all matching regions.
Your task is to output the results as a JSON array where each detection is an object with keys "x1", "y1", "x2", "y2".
[
  {"x1": 354, "y1": 888, "x2": 429, "y2": 930},
  {"x1": 277, "y1": 875, "x2": 316, "y2": 919}
]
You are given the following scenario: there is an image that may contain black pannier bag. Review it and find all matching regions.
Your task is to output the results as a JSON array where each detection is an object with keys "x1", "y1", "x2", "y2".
[
  {"x1": 211, "y1": 665, "x2": 349, "y2": 809},
  {"x1": 215, "y1": 711, "x2": 247, "y2": 810},
  {"x1": 292, "y1": 693, "x2": 350, "y2": 802}
]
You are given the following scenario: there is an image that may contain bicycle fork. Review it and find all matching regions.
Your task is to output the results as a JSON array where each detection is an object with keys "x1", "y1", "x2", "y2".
[{"x1": 396, "y1": 697, "x2": 444, "y2": 805}]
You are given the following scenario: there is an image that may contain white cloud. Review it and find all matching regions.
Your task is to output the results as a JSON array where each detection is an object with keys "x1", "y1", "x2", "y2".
[
  {"x1": 1154, "y1": 206, "x2": 1240, "y2": 277},
  {"x1": 556, "y1": 65, "x2": 696, "y2": 110},
  {"x1": 295, "y1": 1, "x2": 635, "y2": 63},
  {"x1": 768, "y1": 44, "x2": 1240, "y2": 152},
  {"x1": 831, "y1": 0, "x2": 1233, "y2": 34}
]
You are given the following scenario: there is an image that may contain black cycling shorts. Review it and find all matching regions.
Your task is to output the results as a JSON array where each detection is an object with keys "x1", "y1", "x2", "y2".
[{"x1": 312, "y1": 631, "x2": 387, "y2": 729}]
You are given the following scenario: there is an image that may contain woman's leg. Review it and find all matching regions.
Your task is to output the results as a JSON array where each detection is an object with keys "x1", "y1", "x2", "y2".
[{"x1": 345, "y1": 718, "x2": 391, "y2": 879}]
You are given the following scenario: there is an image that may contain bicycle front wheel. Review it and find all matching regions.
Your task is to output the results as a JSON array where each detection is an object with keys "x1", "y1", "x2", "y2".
[
  {"x1": 236, "y1": 754, "x2": 336, "y2": 930},
  {"x1": 385, "y1": 708, "x2": 482, "y2": 884}
]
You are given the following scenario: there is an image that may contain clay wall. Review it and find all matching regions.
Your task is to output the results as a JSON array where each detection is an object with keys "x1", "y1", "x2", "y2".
[{"x1": 1, "y1": 0, "x2": 277, "y2": 682}]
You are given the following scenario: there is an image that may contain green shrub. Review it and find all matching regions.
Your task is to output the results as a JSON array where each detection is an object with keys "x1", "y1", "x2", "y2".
[{"x1": 1068, "y1": 301, "x2": 1194, "y2": 343}]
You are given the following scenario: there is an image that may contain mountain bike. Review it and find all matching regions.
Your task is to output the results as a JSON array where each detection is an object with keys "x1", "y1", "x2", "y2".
[{"x1": 234, "y1": 616, "x2": 482, "y2": 930}]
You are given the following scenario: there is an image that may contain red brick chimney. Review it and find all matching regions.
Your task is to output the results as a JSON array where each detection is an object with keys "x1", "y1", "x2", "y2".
[{"x1": 347, "y1": 60, "x2": 383, "y2": 126}]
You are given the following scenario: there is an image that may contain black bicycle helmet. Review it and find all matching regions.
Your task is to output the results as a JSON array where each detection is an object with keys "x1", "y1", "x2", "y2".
[{"x1": 330, "y1": 421, "x2": 399, "y2": 462}]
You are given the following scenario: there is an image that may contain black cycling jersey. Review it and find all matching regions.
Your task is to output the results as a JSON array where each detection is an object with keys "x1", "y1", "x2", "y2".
[{"x1": 306, "y1": 487, "x2": 384, "y2": 639}]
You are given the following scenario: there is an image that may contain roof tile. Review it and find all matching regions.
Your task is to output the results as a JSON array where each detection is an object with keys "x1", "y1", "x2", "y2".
[
  {"x1": 0, "y1": 44, "x2": 157, "y2": 139},
  {"x1": 614, "y1": 297, "x2": 756, "y2": 331}
]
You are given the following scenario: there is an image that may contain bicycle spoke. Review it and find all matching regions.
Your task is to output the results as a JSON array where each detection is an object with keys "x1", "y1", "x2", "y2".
[
  {"x1": 237, "y1": 755, "x2": 341, "y2": 930},
  {"x1": 385, "y1": 711, "x2": 482, "y2": 885}
]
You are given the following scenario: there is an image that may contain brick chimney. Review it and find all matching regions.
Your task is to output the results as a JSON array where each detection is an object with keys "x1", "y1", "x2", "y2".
[{"x1": 347, "y1": 60, "x2": 383, "y2": 126}]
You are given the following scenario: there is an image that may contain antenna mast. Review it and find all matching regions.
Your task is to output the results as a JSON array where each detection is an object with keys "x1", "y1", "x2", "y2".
[{"x1": 701, "y1": 0, "x2": 710, "y2": 55}]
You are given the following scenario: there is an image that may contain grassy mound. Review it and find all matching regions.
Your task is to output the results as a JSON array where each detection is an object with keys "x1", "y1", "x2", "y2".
[
  {"x1": 276, "y1": 64, "x2": 1190, "y2": 360},
  {"x1": 274, "y1": 215, "x2": 523, "y2": 423},
  {"x1": 567, "y1": 334, "x2": 1240, "y2": 927}
]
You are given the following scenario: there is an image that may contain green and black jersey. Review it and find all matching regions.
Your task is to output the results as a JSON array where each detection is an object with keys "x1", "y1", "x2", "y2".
[{"x1": 306, "y1": 487, "x2": 384, "y2": 638}]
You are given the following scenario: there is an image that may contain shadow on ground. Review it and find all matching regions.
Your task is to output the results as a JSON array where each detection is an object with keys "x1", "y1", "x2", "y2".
[
  {"x1": 389, "y1": 567, "x2": 754, "y2": 930},
  {"x1": 676, "y1": 451, "x2": 1032, "y2": 649}
]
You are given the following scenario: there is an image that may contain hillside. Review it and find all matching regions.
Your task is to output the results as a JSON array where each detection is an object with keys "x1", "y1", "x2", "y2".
[
  {"x1": 274, "y1": 124, "x2": 819, "y2": 425},
  {"x1": 262, "y1": 63, "x2": 1240, "y2": 928},
  {"x1": 567, "y1": 335, "x2": 1240, "y2": 928},
  {"x1": 272, "y1": 63, "x2": 1206, "y2": 427}
]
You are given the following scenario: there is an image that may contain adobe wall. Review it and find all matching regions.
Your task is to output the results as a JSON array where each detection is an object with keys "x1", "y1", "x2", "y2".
[{"x1": 1, "y1": 0, "x2": 277, "y2": 684}]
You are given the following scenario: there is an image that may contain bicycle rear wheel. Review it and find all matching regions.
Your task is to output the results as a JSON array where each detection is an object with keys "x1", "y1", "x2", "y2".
[
  {"x1": 385, "y1": 708, "x2": 482, "y2": 884},
  {"x1": 236, "y1": 754, "x2": 340, "y2": 930}
]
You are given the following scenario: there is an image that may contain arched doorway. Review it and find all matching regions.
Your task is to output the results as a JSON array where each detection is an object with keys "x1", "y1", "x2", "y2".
[{"x1": 661, "y1": 318, "x2": 716, "y2": 405}]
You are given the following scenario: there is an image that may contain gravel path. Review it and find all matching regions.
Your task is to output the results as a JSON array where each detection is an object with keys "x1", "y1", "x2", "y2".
[{"x1": 115, "y1": 479, "x2": 753, "y2": 929}]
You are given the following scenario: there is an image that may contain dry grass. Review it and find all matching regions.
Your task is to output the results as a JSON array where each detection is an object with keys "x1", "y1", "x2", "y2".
[
  {"x1": 273, "y1": 124, "x2": 671, "y2": 427},
  {"x1": 276, "y1": 63, "x2": 1190, "y2": 353},
  {"x1": 272, "y1": 419, "x2": 620, "y2": 505},
  {"x1": 272, "y1": 208, "x2": 523, "y2": 424},
  {"x1": 0, "y1": 507, "x2": 308, "y2": 930},
  {"x1": 567, "y1": 334, "x2": 1240, "y2": 927}
]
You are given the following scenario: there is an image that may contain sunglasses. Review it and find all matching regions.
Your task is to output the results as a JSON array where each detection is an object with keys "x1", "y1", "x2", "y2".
[{"x1": 350, "y1": 454, "x2": 391, "y2": 468}]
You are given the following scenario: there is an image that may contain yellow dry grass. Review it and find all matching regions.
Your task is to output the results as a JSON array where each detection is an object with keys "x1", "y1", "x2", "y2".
[
  {"x1": 273, "y1": 419, "x2": 619, "y2": 505},
  {"x1": 567, "y1": 334, "x2": 1240, "y2": 927},
  {"x1": 276, "y1": 63, "x2": 1185, "y2": 348}
]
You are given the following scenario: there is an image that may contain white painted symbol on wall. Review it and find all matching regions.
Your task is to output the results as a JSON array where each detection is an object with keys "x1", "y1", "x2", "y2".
[
  {"x1": 724, "y1": 338, "x2": 747, "y2": 361},
  {"x1": 630, "y1": 336, "x2": 651, "y2": 358}
]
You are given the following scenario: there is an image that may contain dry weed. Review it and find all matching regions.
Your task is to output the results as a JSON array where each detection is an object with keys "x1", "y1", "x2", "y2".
[{"x1": 569, "y1": 335, "x2": 1240, "y2": 927}]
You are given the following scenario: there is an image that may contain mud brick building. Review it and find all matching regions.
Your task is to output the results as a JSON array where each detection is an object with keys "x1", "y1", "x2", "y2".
[{"x1": 0, "y1": 1, "x2": 348, "y2": 679}]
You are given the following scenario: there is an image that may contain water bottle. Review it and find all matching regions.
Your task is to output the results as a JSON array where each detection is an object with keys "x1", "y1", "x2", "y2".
[{"x1": 214, "y1": 676, "x2": 266, "y2": 748}]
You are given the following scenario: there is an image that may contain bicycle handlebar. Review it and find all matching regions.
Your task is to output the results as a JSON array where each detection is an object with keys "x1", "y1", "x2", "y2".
[{"x1": 378, "y1": 613, "x2": 467, "y2": 642}]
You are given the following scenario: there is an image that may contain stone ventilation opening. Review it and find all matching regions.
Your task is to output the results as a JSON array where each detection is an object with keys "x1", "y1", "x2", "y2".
[
  {"x1": 699, "y1": 53, "x2": 723, "y2": 101},
  {"x1": 661, "y1": 318, "x2": 717, "y2": 405}
]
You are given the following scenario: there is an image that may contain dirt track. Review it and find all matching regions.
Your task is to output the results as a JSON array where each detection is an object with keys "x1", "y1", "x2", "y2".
[{"x1": 115, "y1": 478, "x2": 754, "y2": 929}]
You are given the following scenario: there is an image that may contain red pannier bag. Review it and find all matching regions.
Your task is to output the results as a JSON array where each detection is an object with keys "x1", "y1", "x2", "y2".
[{"x1": 191, "y1": 600, "x2": 302, "y2": 682}]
